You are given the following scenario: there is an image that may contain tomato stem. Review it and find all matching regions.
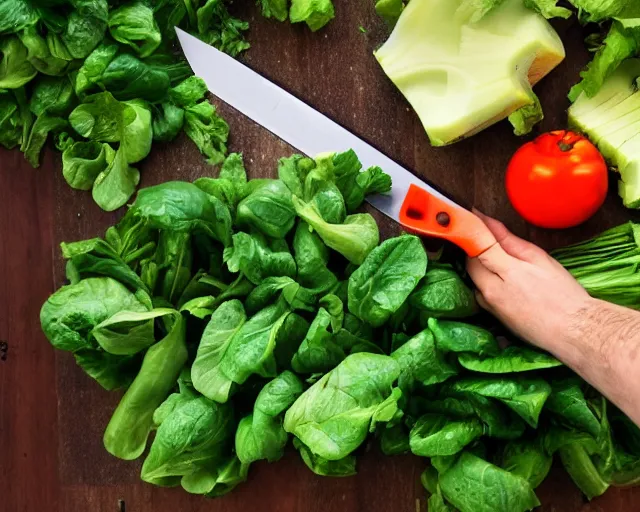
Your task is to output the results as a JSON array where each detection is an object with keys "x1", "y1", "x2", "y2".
[{"x1": 558, "y1": 131, "x2": 582, "y2": 152}]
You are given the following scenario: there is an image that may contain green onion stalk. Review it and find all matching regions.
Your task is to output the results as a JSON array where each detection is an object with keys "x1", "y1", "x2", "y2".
[{"x1": 553, "y1": 222, "x2": 640, "y2": 309}]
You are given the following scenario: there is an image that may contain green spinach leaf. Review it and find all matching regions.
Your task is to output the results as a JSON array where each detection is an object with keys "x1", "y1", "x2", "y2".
[
  {"x1": 450, "y1": 378, "x2": 552, "y2": 428},
  {"x1": 293, "y1": 438, "x2": 357, "y2": 476},
  {"x1": 0, "y1": 36, "x2": 37, "y2": 89},
  {"x1": 410, "y1": 414, "x2": 483, "y2": 457},
  {"x1": 121, "y1": 99, "x2": 152, "y2": 164},
  {"x1": 40, "y1": 277, "x2": 150, "y2": 353},
  {"x1": 258, "y1": 0, "x2": 289, "y2": 21},
  {"x1": 237, "y1": 180, "x2": 296, "y2": 238},
  {"x1": 203, "y1": 457, "x2": 249, "y2": 497},
  {"x1": 438, "y1": 452, "x2": 540, "y2": 512},
  {"x1": 19, "y1": 27, "x2": 73, "y2": 76},
  {"x1": 169, "y1": 76, "x2": 208, "y2": 106},
  {"x1": 546, "y1": 380, "x2": 601, "y2": 438},
  {"x1": 291, "y1": 307, "x2": 345, "y2": 374},
  {"x1": 69, "y1": 91, "x2": 134, "y2": 142},
  {"x1": 292, "y1": 196, "x2": 379, "y2": 265},
  {"x1": 278, "y1": 153, "x2": 315, "y2": 197},
  {"x1": 193, "y1": 157, "x2": 247, "y2": 213},
  {"x1": 61, "y1": 0, "x2": 109, "y2": 59},
  {"x1": 74, "y1": 348, "x2": 141, "y2": 390},
  {"x1": 380, "y1": 423, "x2": 410, "y2": 455},
  {"x1": 22, "y1": 112, "x2": 67, "y2": 167},
  {"x1": 92, "y1": 308, "x2": 177, "y2": 355},
  {"x1": 104, "y1": 312, "x2": 187, "y2": 460},
  {"x1": 194, "y1": 300, "x2": 291, "y2": 403},
  {"x1": 348, "y1": 235, "x2": 427, "y2": 327},
  {"x1": 391, "y1": 329, "x2": 458, "y2": 393},
  {"x1": 131, "y1": 181, "x2": 233, "y2": 246},
  {"x1": 293, "y1": 220, "x2": 338, "y2": 293},
  {"x1": 331, "y1": 150, "x2": 391, "y2": 211},
  {"x1": 224, "y1": 232, "x2": 296, "y2": 285},
  {"x1": 61, "y1": 237, "x2": 146, "y2": 292},
  {"x1": 559, "y1": 442, "x2": 610, "y2": 500},
  {"x1": 91, "y1": 147, "x2": 140, "y2": 211},
  {"x1": 191, "y1": 300, "x2": 246, "y2": 401},
  {"x1": 235, "y1": 371, "x2": 304, "y2": 464},
  {"x1": 501, "y1": 439, "x2": 552, "y2": 489},
  {"x1": 73, "y1": 43, "x2": 118, "y2": 98},
  {"x1": 411, "y1": 266, "x2": 477, "y2": 318},
  {"x1": 195, "y1": 0, "x2": 250, "y2": 57},
  {"x1": 62, "y1": 141, "x2": 112, "y2": 190},
  {"x1": 458, "y1": 346, "x2": 562, "y2": 373},
  {"x1": 427, "y1": 485, "x2": 455, "y2": 512},
  {"x1": 108, "y1": 2, "x2": 162, "y2": 58},
  {"x1": 245, "y1": 276, "x2": 315, "y2": 314},
  {"x1": 100, "y1": 53, "x2": 171, "y2": 102},
  {"x1": 284, "y1": 353, "x2": 400, "y2": 460},
  {"x1": 428, "y1": 318, "x2": 499, "y2": 356},
  {"x1": 141, "y1": 395, "x2": 234, "y2": 487},
  {"x1": 152, "y1": 101, "x2": 184, "y2": 142},
  {"x1": 0, "y1": 91, "x2": 23, "y2": 149},
  {"x1": 0, "y1": 0, "x2": 39, "y2": 34}
]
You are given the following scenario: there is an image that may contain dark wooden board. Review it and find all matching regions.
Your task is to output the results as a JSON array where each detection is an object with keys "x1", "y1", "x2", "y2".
[{"x1": 2, "y1": 2, "x2": 639, "y2": 511}]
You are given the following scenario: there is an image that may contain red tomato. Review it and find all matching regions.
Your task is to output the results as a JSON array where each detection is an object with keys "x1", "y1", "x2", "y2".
[{"x1": 505, "y1": 131, "x2": 608, "y2": 229}]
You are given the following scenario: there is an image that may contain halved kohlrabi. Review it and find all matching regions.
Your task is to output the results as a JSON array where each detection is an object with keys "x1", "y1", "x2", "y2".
[
  {"x1": 375, "y1": 0, "x2": 565, "y2": 146},
  {"x1": 569, "y1": 59, "x2": 640, "y2": 209}
]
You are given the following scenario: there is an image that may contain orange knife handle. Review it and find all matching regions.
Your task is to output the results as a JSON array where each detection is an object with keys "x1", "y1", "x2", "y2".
[{"x1": 398, "y1": 184, "x2": 497, "y2": 258}]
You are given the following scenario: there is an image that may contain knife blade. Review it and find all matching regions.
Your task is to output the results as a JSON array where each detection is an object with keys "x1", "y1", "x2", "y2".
[{"x1": 176, "y1": 28, "x2": 497, "y2": 257}]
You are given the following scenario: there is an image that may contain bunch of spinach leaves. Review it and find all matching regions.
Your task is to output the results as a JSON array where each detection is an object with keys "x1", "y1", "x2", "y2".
[
  {"x1": 0, "y1": 0, "x2": 335, "y2": 211},
  {"x1": 40, "y1": 148, "x2": 640, "y2": 508}
]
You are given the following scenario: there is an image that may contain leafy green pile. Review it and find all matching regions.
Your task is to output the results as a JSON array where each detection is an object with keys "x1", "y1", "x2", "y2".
[
  {"x1": 40, "y1": 148, "x2": 640, "y2": 509},
  {"x1": 0, "y1": 0, "x2": 334, "y2": 211}
]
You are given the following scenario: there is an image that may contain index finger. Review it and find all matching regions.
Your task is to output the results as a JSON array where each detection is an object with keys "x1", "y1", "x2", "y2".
[{"x1": 474, "y1": 243, "x2": 515, "y2": 277}]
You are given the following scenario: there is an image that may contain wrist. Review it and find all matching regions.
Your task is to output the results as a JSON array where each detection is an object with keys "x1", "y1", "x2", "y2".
[
  {"x1": 552, "y1": 297, "x2": 640, "y2": 381},
  {"x1": 557, "y1": 298, "x2": 640, "y2": 421},
  {"x1": 544, "y1": 296, "x2": 602, "y2": 372}
]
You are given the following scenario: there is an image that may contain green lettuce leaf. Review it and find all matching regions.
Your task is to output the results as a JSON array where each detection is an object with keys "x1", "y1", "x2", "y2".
[
  {"x1": 289, "y1": 0, "x2": 335, "y2": 31},
  {"x1": 184, "y1": 100, "x2": 229, "y2": 165},
  {"x1": 108, "y1": 2, "x2": 162, "y2": 58},
  {"x1": 0, "y1": 92, "x2": 23, "y2": 148},
  {"x1": 92, "y1": 147, "x2": 140, "y2": 211},
  {"x1": 569, "y1": 21, "x2": 640, "y2": 101},
  {"x1": 260, "y1": 0, "x2": 289, "y2": 21},
  {"x1": 0, "y1": 36, "x2": 37, "y2": 89},
  {"x1": 196, "y1": 0, "x2": 250, "y2": 57},
  {"x1": 0, "y1": 0, "x2": 39, "y2": 34},
  {"x1": 61, "y1": 0, "x2": 109, "y2": 59},
  {"x1": 508, "y1": 91, "x2": 544, "y2": 136}
]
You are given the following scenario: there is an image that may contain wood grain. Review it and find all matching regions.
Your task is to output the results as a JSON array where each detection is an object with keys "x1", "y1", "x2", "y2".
[{"x1": 2, "y1": 1, "x2": 640, "y2": 510}]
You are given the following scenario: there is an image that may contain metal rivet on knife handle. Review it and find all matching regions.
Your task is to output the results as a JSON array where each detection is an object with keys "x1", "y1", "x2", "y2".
[{"x1": 436, "y1": 212, "x2": 450, "y2": 227}]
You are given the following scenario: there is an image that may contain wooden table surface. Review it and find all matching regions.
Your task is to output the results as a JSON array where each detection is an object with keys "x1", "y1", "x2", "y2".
[{"x1": 2, "y1": 2, "x2": 639, "y2": 511}]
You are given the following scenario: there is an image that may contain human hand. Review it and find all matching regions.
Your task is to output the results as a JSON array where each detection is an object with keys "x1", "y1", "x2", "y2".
[
  {"x1": 466, "y1": 211, "x2": 593, "y2": 354},
  {"x1": 468, "y1": 213, "x2": 640, "y2": 427}
]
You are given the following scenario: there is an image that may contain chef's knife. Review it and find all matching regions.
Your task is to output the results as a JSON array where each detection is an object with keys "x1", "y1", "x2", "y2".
[{"x1": 176, "y1": 28, "x2": 497, "y2": 257}]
